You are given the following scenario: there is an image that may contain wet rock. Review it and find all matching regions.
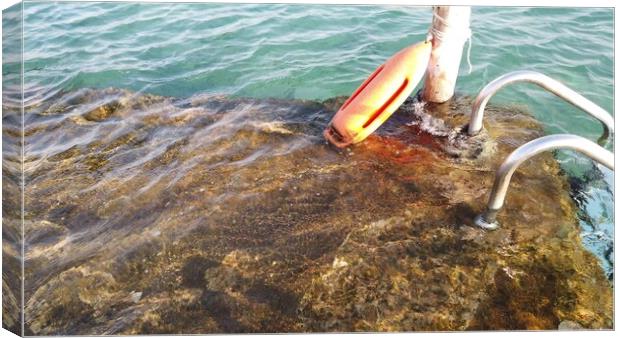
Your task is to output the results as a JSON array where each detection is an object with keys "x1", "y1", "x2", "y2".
[
  {"x1": 14, "y1": 88, "x2": 613, "y2": 334},
  {"x1": 129, "y1": 291, "x2": 143, "y2": 303},
  {"x1": 25, "y1": 220, "x2": 67, "y2": 245},
  {"x1": 82, "y1": 100, "x2": 122, "y2": 122},
  {"x1": 558, "y1": 320, "x2": 584, "y2": 330}
]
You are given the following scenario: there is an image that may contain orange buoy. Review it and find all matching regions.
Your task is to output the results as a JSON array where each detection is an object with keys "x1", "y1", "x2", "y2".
[{"x1": 324, "y1": 41, "x2": 432, "y2": 148}]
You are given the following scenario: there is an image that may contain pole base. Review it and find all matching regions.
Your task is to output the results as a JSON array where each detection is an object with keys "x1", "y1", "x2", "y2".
[{"x1": 474, "y1": 211, "x2": 499, "y2": 230}]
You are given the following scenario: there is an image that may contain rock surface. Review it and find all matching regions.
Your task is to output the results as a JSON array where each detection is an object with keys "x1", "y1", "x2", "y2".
[{"x1": 3, "y1": 88, "x2": 612, "y2": 334}]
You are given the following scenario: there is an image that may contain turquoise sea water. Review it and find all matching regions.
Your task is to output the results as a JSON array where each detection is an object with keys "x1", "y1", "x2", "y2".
[{"x1": 14, "y1": 3, "x2": 615, "y2": 276}]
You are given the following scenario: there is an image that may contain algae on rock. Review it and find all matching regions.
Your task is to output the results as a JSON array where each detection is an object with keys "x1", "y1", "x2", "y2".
[{"x1": 14, "y1": 89, "x2": 612, "y2": 334}]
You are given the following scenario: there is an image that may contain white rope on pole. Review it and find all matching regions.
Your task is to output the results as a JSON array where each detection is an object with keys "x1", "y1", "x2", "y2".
[
  {"x1": 422, "y1": 6, "x2": 472, "y2": 103},
  {"x1": 426, "y1": 9, "x2": 473, "y2": 74}
]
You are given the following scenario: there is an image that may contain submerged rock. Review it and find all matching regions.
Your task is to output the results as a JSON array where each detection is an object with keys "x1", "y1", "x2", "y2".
[
  {"x1": 558, "y1": 320, "x2": 584, "y2": 330},
  {"x1": 6, "y1": 88, "x2": 612, "y2": 334}
]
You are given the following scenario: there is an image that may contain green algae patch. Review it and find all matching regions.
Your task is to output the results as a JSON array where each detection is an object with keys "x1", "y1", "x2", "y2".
[{"x1": 17, "y1": 89, "x2": 612, "y2": 334}]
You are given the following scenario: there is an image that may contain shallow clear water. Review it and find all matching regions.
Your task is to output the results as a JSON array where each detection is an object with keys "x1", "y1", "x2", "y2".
[{"x1": 2, "y1": 2, "x2": 615, "y2": 334}]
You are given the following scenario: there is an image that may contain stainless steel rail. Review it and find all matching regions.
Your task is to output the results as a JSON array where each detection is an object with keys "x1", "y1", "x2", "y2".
[
  {"x1": 467, "y1": 71, "x2": 614, "y2": 144},
  {"x1": 475, "y1": 134, "x2": 614, "y2": 230}
]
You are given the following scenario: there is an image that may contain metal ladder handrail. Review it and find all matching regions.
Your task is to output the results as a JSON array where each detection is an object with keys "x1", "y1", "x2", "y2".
[
  {"x1": 475, "y1": 134, "x2": 614, "y2": 230},
  {"x1": 467, "y1": 70, "x2": 614, "y2": 144}
]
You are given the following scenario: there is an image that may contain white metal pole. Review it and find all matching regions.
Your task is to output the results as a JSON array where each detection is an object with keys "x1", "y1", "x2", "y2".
[{"x1": 421, "y1": 6, "x2": 471, "y2": 103}]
